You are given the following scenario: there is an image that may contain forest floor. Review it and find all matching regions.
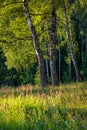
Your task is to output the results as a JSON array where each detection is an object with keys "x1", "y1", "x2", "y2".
[{"x1": 0, "y1": 82, "x2": 87, "y2": 130}]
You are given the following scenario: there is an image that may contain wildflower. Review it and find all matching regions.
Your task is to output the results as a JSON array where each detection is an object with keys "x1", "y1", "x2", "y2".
[
  {"x1": 41, "y1": 92, "x2": 45, "y2": 99},
  {"x1": 21, "y1": 84, "x2": 25, "y2": 91},
  {"x1": 56, "y1": 90, "x2": 61, "y2": 96},
  {"x1": 16, "y1": 88, "x2": 19, "y2": 92},
  {"x1": 2, "y1": 94, "x2": 6, "y2": 99},
  {"x1": 50, "y1": 88, "x2": 52, "y2": 97},
  {"x1": 29, "y1": 84, "x2": 33, "y2": 93},
  {"x1": 20, "y1": 92, "x2": 24, "y2": 97},
  {"x1": 26, "y1": 87, "x2": 29, "y2": 96},
  {"x1": 10, "y1": 93, "x2": 14, "y2": 98}
]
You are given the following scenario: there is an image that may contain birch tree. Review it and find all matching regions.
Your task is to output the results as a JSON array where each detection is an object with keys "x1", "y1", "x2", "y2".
[
  {"x1": 23, "y1": 0, "x2": 47, "y2": 87},
  {"x1": 49, "y1": 2, "x2": 58, "y2": 86},
  {"x1": 63, "y1": 0, "x2": 83, "y2": 82}
]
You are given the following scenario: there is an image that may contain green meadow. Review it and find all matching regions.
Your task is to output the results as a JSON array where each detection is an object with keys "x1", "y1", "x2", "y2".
[{"x1": 0, "y1": 82, "x2": 87, "y2": 130}]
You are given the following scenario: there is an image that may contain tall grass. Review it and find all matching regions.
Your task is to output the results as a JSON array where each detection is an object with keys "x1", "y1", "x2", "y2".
[{"x1": 0, "y1": 82, "x2": 87, "y2": 130}]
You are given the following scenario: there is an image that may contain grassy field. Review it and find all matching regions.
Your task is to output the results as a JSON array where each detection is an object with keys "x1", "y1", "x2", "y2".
[{"x1": 0, "y1": 82, "x2": 87, "y2": 130}]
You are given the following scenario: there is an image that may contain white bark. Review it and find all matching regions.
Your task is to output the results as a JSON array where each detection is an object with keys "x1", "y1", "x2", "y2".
[{"x1": 58, "y1": 34, "x2": 61, "y2": 83}]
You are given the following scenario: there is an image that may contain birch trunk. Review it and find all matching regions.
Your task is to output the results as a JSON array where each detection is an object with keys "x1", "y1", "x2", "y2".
[
  {"x1": 49, "y1": 6, "x2": 58, "y2": 86},
  {"x1": 69, "y1": 59, "x2": 71, "y2": 78},
  {"x1": 82, "y1": 35, "x2": 83, "y2": 65},
  {"x1": 86, "y1": 34, "x2": 87, "y2": 52},
  {"x1": 63, "y1": 0, "x2": 83, "y2": 82},
  {"x1": 45, "y1": 43, "x2": 49, "y2": 80},
  {"x1": 58, "y1": 34, "x2": 61, "y2": 83},
  {"x1": 46, "y1": 59, "x2": 49, "y2": 80},
  {"x1": 23, "y1": 0, "x2": 47, "y2": 87}
]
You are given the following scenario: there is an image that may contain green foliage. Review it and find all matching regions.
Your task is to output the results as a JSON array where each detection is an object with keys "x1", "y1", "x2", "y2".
[
  {"x1": 34, "y1": 67, "x2": 41, "y2": 86},
  {"x1": 62, "y1": 71, "x2": 73, "y2": 83}
]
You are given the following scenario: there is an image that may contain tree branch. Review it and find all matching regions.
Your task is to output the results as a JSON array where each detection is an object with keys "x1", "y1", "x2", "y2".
[
  {"x1": 0, "y1": 36, "x2": 32, "y2": 43},
  {"x1": 0, "y1": 2, "x2": 23, "y2": 8}
]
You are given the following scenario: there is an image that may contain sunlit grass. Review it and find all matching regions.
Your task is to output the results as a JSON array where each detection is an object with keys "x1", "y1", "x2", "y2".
[{"x1": 0, "y1": 82, "x2": 87, "y2": 130}]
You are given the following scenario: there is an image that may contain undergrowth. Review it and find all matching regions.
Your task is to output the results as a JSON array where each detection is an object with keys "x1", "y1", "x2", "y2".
[{"x1": 0, "y1": 82, "x2": 87, "y2": 130}]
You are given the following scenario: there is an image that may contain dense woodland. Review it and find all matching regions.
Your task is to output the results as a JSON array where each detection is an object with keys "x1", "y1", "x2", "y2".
[{"x1": 0, "y1": 0, "x2": 87, "y2": 87}]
